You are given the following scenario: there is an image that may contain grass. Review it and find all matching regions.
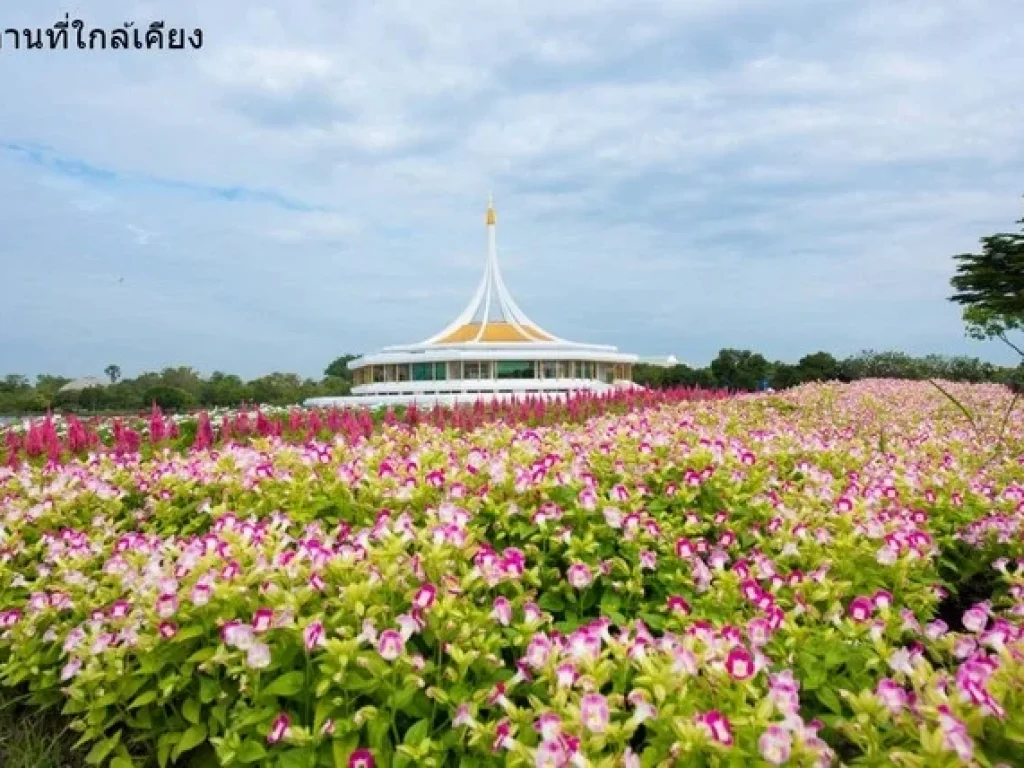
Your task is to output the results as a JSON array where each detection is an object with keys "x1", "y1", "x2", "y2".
[{"x1": 0, "y1": 693, "x2": 83, "y2": 768}]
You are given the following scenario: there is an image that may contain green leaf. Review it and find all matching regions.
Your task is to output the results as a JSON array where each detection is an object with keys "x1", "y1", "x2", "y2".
[
  {"x1": 172, "y1": 723, "x2": 207, "y2": 760},
  {"x1": 262, "y1": 671, "x2": 306, "y2": 698},
  {"x1": 403, "y1": 718, "x2": 430, "y2": 745},
  {"x1": 183, "y1": 697, "x2": 202, "y2": 724},
  {"x1": 537, "y1": 592, "x2": 565, "y2": 611},
  {"x1": 128, "y1": 689, "x2": 158, "y2": 709},
  {"x1": 818, "y1": 688, "x2": 844, "y2": 716},
  {"x1": 200, "y1": 676, "x2": 220, "y2": 704},
  {"x1": 85, "y1": 732, "x2": 121, "y2": 765},
  {"x1": 368, "y1": 716, "x2": 391, "y2": 752},
  {"x1": 111, "y1": 757, "x2": 135, "y2": 768},
  {"x1": 277, "y1": 747, "x2": 315, "y2": 768},
  {"x1": 238, "y1": 739, "x2": 268, "y2": 764}
]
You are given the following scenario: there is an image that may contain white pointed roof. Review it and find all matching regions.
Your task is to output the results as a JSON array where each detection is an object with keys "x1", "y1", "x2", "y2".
[
  {"x1": 368, "y1": 197, "x2": 634, "y2": 360},
  {"x1": 418, "y1": 196, "x2": 565, "y2": 345}
]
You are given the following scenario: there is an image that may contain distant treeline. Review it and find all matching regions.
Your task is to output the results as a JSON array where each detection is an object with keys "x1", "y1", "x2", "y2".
[
  {"x1": 633, "y1": 349, "x2": 1023, "y2": 391},
  {"x1": 0, "y1": 350, "x2": 1019, "y2": 415}
]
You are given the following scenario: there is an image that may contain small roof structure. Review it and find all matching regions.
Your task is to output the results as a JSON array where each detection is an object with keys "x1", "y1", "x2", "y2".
[{"x1": 58, "y1": 376, "x2": 108, "y2": 393}]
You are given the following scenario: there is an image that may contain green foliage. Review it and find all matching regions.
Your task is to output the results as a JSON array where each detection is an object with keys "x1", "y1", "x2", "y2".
[
  {"x1": 142, "y1": 386, "x2": 196, "y2": 411},
  {"x1": 949, "y1": 211, "x2": 1024, "y2": 357},
  {"x1": 324, "y1": 355, "x2": 359, "y2": 381}
]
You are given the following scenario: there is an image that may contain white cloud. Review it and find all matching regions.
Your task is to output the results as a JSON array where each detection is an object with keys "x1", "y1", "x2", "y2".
[{"x1": 0, "y1": 0, "x2": 1022, "y2": 377}]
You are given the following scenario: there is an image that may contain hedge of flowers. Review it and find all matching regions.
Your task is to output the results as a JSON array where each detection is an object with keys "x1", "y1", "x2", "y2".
[
  {"x1": 1, "y1": 386, "x2": 727, "y2": 467},
  {"x1": 0, "y1": 379, "x2": 1023, "y2": 767}
]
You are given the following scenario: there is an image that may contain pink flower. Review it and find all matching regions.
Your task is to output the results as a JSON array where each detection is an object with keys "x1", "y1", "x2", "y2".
[
  {"x1": 267, "y1": 712, "x2": 290, "y2": 744},
  {"x1": 759, "y1": 725, "x2": 792, "y2": 764},
  {"x1": 534, "y1": 712, "x2": 562, "y2": 741},
  {"x1": 848, "y1": 596, "x2": 873, "y2": 623},
  {"x1": 876, "y1": 678, "x2": 908, "y2": 714},
  {"x1": 525, "y1": 633, "x2": 553, "y2": 669},
  {"x1": 580, "y1": 693, "x2": 609, "y2": 733},
  {"x1": 110, "y1": 600, "x2": 131, "y2": 619},
  {"x1": 492, "y1": 719, "x2": 514, "y2": 752},
  {"x1": 698, "y1": 711, "x2": 733, "y2": 746},
  {"x1": 413, "y1": 583, "x2": 437, "y2": 610},
  {"x1": 252, "y1": 608, "x2": 274, "y2": 633},
  {"x1": 963, "y1": 606, "x2": 988, "y2": 633},
  {"x1": 535, "y1": 739, "x2": 568, "y2": 767},
  {"x1": 725, "y1": 646, "x2": 755, "y2": 680},
  {"x1": 247, "y1": 642, "x2": 271, "y2": 669},
  {"x1": 348, "y1": 749, "x2": 375, "y2": 768},
  {"x1": 191, "y1": 583, "x2": 211, "y2": 606},
  {"x1": 156, "y1": 594, "x2": 178, "y2": 619},
  {"x1": 667, "y1": 595, "x2": 690, "y2": 615},
  {"x1": 639, "y1": 550, "x2": 656, "y2": 570},
  {"x1": 556, "y1": 662, "x2": 578, "y2": 688},
  {"x1": 378, "y1": 629, "x2": 404, "y2": 661},
  {"x1": 492, "y1": 597, "x2": 512, "y2": 626},
  {"x1": 566, "y1": 563, "x2": 593, "y2": 590},
  {"x1": 303, "y1": 620, "x2": 325, "y2": 651},
  {"x1": 158, "y1": 621, "x2": 177, "y2": 639}
]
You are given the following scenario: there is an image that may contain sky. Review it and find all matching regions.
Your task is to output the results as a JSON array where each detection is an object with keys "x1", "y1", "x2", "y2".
[{"x1": 1, "y1": 0, "x2": 1023, "y2": 380}]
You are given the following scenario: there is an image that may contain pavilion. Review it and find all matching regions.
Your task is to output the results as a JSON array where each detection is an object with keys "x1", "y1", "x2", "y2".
[{"x1": 305, "y1": 198, "x2": 641, "y2": 408}]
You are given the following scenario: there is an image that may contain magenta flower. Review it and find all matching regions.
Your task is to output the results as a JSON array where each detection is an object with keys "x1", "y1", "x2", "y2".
[
  {"x1": 252, "y1": 608, "x2": 274, "y2": 633},
  {"x1": 267, "y1": 712, "x2": 290, "y2": 744},
  {"x1": 876, "y1": 678, "x2": 908, "y2": 714},
  {"x1": 725, "y1": 646, "x2": 755, "y2": 680},
  {"x1": 158, "y1": 621, "x2": 177, "y2": 639},
  {"x1": 155, "y1": 594, "x2": 178, "y2": 619},
  {"x1": 758, "y1": 725, "x2": 792, "y2": 764},
  {"x1": 667, "y1": 595, "x2": 691, "y2": 615},
  {"x1": 413, "y1": 583, "x2": 437, "y2": 610},
  {"x1": 698, "y1": 710, "x2": 733, "y2": 746},
  {"x1": 303, "y1": 620, "x2": 325, "y2": 651},
  {"x1": 848, "y1": 596, "x2": 873, "y2": 622},
  {"x1": 378, "y1": 629, "x2": 404, "y2": 661},
  {"x1": 580, "y1": 693, "x2": 610, "y2": 733},
  {"x1": 348, "y1": 749, "x2": 375, "y2": 768},
  {"x1": 492, "y1": 597, "x2": 512, "y2": 626},
  {"x1": 566, "y1": 563, "x2": 593, "y2": 590},
  {"x1": 963, "y1": 606, "x2": 988, "y2": 633}
]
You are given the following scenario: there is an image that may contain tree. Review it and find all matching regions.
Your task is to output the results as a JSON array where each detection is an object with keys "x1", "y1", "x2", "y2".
[
  {"x1": 710, "y1": 349, "x2": 771, "y2": 391},
  {"x1": 796, "y1": 351, "x2": 840, "y2": 382},
  {"x1": 104, "y1": 364, "x2": 122, "y2": 384},
  {"x1": 949, "y1": 211, "x2": 1024, "y2": 358},
  {"x1": 324, "y1": 355, "x2": 359, "y2": 381}
]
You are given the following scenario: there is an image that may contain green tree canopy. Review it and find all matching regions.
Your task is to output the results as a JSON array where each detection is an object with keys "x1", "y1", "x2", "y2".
[{"x1": 950, "y1": 212, "x2": 1024, "y2": 354}]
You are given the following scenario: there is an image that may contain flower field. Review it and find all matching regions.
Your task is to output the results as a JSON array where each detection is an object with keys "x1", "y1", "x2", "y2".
[{"x1": 1, "y1": 380, "x2": 1023, "y2": 767}]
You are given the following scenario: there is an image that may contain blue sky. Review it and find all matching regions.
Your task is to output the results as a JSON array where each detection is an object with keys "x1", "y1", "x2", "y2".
[{"x1": 1, "y1": 0, "x2": 1022, "y2": 379}]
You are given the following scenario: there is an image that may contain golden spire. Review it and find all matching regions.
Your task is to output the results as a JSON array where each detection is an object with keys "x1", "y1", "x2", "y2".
[{"x1": 486, "y1": 193, "x2": 496, "y2": 226}]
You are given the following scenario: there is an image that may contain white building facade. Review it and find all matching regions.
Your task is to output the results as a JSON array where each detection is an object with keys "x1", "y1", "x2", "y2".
[{"x1": 306, "y1": 199, "x2": 640, "y2": 408}]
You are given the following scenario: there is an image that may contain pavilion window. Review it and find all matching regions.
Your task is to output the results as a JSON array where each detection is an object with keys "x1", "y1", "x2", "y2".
[
  {"x1": 496, "y1": 360, "x2": 534, "y2": 379},
  {"x1": 464, "y1": 361, "x2": 482, "y2": 379},
  {"x1": 541, "y1": 361, "x2": 557, "y2": 379},
  {"x1": 411, "y1": 363, "x2": 433, "y2": 381},
  {"x1": 396, "y1": 365, "x2": 410, "y2": 382},
  {"x1": 434, "y1": 362, "x2": 447, "y2": 381}
]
